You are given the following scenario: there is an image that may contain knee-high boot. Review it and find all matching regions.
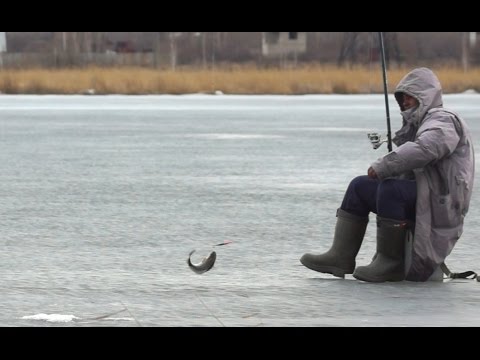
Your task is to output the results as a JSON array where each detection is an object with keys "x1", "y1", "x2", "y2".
[
  {"x1": 352, "y1": 216, "x2": 407, "y2": 282},
  {"x1": 300, "y1": 209, "x2": 369, "y2": 278}
]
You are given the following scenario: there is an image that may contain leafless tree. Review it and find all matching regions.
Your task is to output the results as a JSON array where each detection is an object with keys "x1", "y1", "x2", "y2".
[{"x1": 337, "y1": 32, "x2": 361, "y2": 66}]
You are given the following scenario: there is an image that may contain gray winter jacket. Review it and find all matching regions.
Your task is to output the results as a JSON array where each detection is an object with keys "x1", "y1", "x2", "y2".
[{"x1": 370, "y1": 67, "x2": 475, "y2": 281}]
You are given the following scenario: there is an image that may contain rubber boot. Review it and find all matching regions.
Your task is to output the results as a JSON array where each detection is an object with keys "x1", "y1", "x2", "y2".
[
  {"x1": 300, "y1": 209, "x2": 369, "y2": 278},
  {"x1": 353, "y1": 216, "x2": 408, "y2": 282}
]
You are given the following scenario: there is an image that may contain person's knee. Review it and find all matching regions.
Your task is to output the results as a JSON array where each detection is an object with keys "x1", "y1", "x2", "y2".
[{"x1": 349, "y1": 175, "x2": 370, "y2": 190}]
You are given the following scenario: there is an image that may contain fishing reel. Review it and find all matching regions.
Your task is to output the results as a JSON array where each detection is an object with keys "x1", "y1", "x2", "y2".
[{"x1": 367, "y1": 132, "x2": 388, "y2": 150}]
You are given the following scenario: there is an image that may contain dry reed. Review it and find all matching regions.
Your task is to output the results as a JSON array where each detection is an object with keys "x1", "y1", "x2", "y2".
[{"x1": 0, "y1": 65, "x2": 479, "y2": 95}]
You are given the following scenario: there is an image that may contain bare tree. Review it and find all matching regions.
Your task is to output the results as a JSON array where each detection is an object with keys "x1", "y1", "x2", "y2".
[
  {"x1": 384, "y1": 32, "x2": 402, "y2": 66},
  {"x1": 337, "y1": 32, "x2": 361, "y2": 66},
  {"x1": 92, "y1": 32, "x2": 106, "y2": 53},
  {"x1": 462, "y1": 32, "x2": 469, "y2": 72},
  {"x1": 170, "y1": 32, "x2": 182, "y2": 71},
  {"x1": 154, "y1": 32, "x2": 161, "y2": 68}
]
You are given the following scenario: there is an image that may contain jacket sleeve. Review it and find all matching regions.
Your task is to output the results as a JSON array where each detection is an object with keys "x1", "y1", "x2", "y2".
[{"x1": 371, "y1": 114, "x2": 461, "y2": 180}]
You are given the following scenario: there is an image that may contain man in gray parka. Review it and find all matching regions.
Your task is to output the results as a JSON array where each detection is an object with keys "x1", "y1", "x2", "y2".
[{"x1": 300, "y1": 67, "x2": 475, "y2": 282}]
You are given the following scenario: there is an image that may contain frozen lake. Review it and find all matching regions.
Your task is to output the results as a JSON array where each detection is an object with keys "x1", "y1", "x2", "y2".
[{"x1": 0, "y1": 94, "x2": 479, "y2": 326}]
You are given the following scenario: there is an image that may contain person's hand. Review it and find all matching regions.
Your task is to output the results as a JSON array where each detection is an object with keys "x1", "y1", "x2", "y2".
[{"x1": 368, "y1": 166, "x2": 378, "y2": 179}]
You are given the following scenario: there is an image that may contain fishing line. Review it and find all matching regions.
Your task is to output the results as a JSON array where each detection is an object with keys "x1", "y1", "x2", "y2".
[
  {"x1": 120, "y1": 301, "x2": 142, "y2": 327},
  {"x1": 87, "y1": 307, "x2": 129, "y2": 321},
  {"x1": 195, "y1": 294, "x2": 226, "y2": 327}
]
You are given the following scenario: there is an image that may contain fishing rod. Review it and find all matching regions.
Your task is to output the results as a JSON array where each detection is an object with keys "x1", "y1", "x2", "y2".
[{"x1": 378, "y1": 32, "x2": 393, "y2": 153}]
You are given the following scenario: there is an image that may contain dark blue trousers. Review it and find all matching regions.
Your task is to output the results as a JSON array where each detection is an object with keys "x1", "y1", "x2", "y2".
[{"x1": 341, "y1": 175, "x2": 417, "y2": 221}]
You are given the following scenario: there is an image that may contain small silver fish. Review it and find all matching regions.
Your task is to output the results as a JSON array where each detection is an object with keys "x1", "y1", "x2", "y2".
[{"x1": 187, "y1": 250, "x2": 216, "y2": 274}]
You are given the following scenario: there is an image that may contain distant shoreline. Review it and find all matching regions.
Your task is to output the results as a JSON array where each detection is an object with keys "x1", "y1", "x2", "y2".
[
  {"x1": 1, "y1": 91, "x2": 478, "y2": 97},
  {"x1": 1, "y1": 66, "x2": 479, "y2": 95}
]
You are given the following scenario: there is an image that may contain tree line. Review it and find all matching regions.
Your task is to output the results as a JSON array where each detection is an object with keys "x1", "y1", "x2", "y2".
[{"x1": 3, "y1": 32, "x2": 479, "y2": 69}]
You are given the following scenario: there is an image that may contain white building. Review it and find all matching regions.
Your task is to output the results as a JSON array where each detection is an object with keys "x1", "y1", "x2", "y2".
[{"x1": 262, "y1": 32, "x2": 306, "y2": 57}]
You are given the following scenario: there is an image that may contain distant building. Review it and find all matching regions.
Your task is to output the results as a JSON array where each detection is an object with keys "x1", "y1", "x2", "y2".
[
  {"x1": 262, "y1": 32, "x2": 306, "y2": 57},
  {"x1": 469, "y1": 32, "x2": 478, "y2": 47},
  {"x1": 469, "y1": 32, "x2": 480, "y2": 65},
  {"x1": 0, "y1": 32, "x2": 6, "y2": 52}
]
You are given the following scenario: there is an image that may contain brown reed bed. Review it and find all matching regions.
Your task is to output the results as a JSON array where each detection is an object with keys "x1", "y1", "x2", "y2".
[{"x1": 0, "y1": 65, "x2": 479, "y2": 95}]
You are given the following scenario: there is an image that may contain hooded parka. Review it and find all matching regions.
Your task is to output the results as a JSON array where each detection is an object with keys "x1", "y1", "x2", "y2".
[{"x1": 370, "y1": 68, "x2": 475, "y2": 281}]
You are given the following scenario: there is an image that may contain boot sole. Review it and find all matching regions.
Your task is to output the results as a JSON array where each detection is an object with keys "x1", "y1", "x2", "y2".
[
  {"x1": 352, "y1": 271, "x2": 404, "y2": 283},
  {"x1": 300, "y1": 258, "x2": 352, "y2": 278}
]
